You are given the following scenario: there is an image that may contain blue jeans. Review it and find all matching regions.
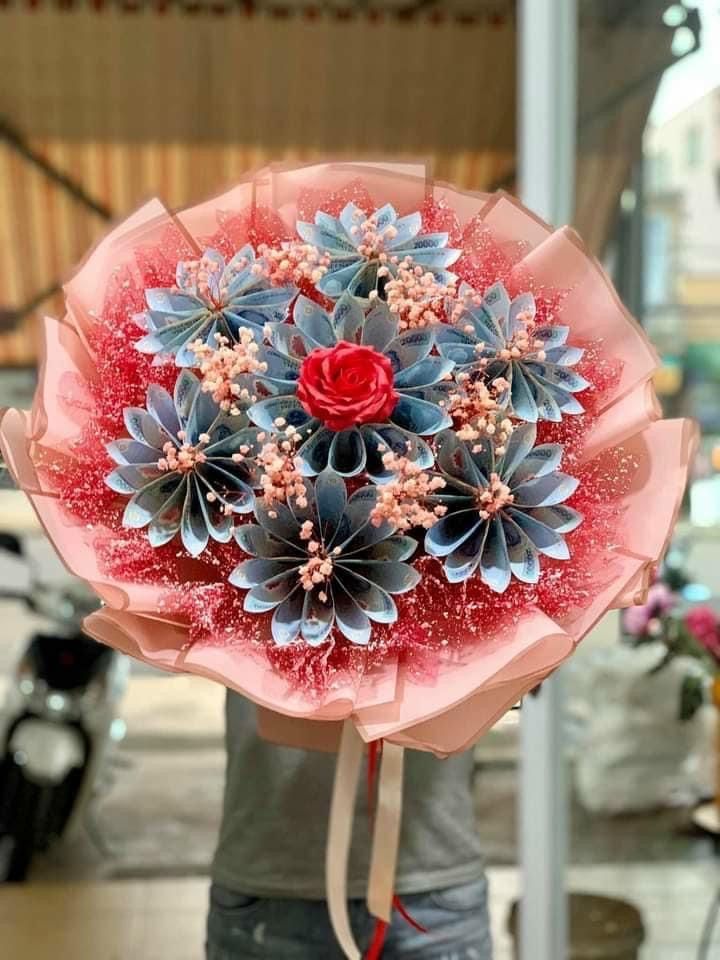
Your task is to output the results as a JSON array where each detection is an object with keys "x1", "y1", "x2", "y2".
[{"x1": 206, "y1": 877, "x2": 493, "y2": 959}]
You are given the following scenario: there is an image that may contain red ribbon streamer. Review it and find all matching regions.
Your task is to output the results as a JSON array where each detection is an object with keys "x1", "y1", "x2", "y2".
[
  {"x1": 392, "y1": 895, "x2": 428, "y2": 934},
  {"x1": 365, "y1": 898, "x2": 428, "y2": 960},
  {"x1": 365, "y1": 919, "x2": 389, "y2": 960}
]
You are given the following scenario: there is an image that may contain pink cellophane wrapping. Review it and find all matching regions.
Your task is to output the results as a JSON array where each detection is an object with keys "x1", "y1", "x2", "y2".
[{"x1": 0, "y1": 160, "x2": 697, "y2": 756}]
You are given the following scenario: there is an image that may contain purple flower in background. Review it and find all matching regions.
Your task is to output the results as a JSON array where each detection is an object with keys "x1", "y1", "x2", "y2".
[{"x1": 622, "y1": 582, "x2": 677, "y2": 637}]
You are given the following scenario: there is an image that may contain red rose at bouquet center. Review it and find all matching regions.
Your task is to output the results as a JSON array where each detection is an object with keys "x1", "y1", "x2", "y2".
[{"x1": 297, "y1": 340, "x2": 399, "y2": 432}]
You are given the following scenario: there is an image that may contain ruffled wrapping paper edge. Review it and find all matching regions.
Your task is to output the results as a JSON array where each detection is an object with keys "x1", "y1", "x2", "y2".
[{"x1": 0, "y1": 159, "x2": 699, "y2": 756}]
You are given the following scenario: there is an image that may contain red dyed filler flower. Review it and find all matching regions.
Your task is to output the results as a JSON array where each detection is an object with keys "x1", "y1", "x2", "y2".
[{"x1": 297, "y1": 341, "x2": 399, "y2": 432}]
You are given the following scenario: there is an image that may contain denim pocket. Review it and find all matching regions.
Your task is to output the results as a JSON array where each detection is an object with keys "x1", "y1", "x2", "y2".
[
  {"x1": 428, "y1": 877, "x2": 489, "y2": 913},
  {"x1": 210, "y1": 884, "x2": 261, "y2": 914}
]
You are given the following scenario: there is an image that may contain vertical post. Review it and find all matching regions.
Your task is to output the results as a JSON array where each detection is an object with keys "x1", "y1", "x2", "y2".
[
  {"x1": 517, "y1": 2, "x2": 577, "y2": 960},
  {"x1": 617, "y1": 159, "x2": 646, "y2": 325}
]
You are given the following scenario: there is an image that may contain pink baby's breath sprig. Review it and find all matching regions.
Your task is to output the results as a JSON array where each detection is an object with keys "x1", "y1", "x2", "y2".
[
  {"x1": 450, "y1": 286, "x2": 481, "y2": 325},
  {"x1": 383, "y1": 254, "x2": 458, "y2": 330},
  {"x1": 298, "y1": 553, "x2": 335, "y2": 595},
  {"x1": 255, "y1": 426, "x2": 308, "y2": 515},
  {"x1": 157, "y1": 431, "x2": 234, "y2": 517},
  {"x1": 175, "y1": 250, "x2": 257, "y2": 308},
  {"x1": 157, "y1": 430, "x2": 208, "y2": 474},
  {"x1": 476, "y1": 473, "x2": 515, "y2": 520},
  {"x1": 370, "y1": 450, "x2": 447, "y2": 532},
  {"x1": 445, "y1": 373, "x2": 514, "y2": 456},
  {"x1": 191, "y1": 330, "x2": 266, "y2": 414},
  {"x1": 451, "y1": 289, "x2": 546, "y2": 363},
  {"x1": 176, "y1": 251, "x2": 230, "y2": 307},
  {"x1": 255, "y1": 241, "x2": 330, "y2": 287},
  {"x1": 297, "y1": 526, "x2": 342, "y2": 601},
  {"x1": 348, "y1": 207, "x2": 398, "y2": 259},
  {"x1": 499, "y1": 308, "x2": 546, "y2": 362}
]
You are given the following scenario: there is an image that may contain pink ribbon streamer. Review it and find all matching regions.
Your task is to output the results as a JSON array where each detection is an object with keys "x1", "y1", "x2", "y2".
[
  {"x1": 327, "y1": 723, "x2": 408, "y2": 960},
  {"x1": 326, "y1": 720, "x2": 365, "y2": 960},
  {"x1": 367, "y1": 740, "x2": 405, "y2": 923}
]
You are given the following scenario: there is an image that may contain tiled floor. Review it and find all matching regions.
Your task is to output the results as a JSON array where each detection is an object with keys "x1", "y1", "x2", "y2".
[
  {"x1": 0, "y1": 862, "x2": 717, "y2": 959},
  {"x1": 0, "y1": 879, "x2": 208, "y2": 960},
  {"x1": 490, "y1": 861, "x2": 720, "y2": 959}
]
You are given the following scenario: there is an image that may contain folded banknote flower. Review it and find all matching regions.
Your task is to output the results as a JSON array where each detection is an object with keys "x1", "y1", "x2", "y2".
[
  {"x1": 426, "y1": 424, "x2": 582, "y2": 590},
  {"x1": 436, "y1": 281, "x2": 588, "y2": 422},
  {"x1": 134, "y1": 245, "x2": 296, "y2": 366},
  {"x1": 105, "y1": 370, "x2": 261, "y2": 556},
  {"x1": 229, "y1": 468, "x2": 420, "y2": 647},
  {"x1": 297, "y1": 201, "x2": 460, "y2": 301}
]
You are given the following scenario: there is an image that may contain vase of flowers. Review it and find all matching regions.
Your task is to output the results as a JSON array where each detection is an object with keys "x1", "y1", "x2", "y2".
[
  {"x1": 574, "y1": 566, "x2": 716, "y2": 814},
  {"x1": 621, "y1": 584, "x2": 714, "y2": 724},
  {"x1": 623, "y1": 583, "x2": 720, "y2": 807}
]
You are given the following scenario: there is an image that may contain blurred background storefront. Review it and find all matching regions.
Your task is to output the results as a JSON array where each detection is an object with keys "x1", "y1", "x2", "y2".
[
  {"x1": 0, "y1": 1, "x2": 719, "y2": 959},
  {"x1": 0, "y1": 0, "x2": 691, "y2": 367}
]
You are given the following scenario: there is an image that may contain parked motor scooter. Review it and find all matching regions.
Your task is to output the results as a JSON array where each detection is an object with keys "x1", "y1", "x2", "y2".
[{"x1": 0, "y1": 532, "x2": 128, "y2": 881}]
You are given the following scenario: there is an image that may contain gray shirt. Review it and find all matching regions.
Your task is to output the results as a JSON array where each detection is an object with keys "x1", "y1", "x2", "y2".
[{"x1": 211, "y1": 692, "x2": 485, "y2": 899}]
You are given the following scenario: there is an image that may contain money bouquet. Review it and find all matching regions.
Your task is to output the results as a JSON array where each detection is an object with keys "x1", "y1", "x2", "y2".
[{"x1": 0, "y1": 162, "x2": 695, "y2": 958}]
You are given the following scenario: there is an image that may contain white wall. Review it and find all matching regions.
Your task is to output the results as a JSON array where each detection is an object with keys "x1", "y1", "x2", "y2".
[{"x1": 646, "y1": 88, "x2": 720, "y2": 277}]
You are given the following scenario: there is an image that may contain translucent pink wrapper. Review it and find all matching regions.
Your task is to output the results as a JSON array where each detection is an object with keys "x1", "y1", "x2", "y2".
[{"x1": 0, "y1": 161, "x2": 697, "y2": 756}]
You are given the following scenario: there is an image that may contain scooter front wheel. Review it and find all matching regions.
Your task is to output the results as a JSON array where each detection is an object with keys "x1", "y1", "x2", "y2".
[{"x1": 0, "y1": 761, "x2": 55, "y2": 882}]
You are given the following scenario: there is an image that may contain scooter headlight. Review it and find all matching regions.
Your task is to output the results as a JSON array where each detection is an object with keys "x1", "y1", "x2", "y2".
[
  {"x1": 40, "y1": 690, "x2": 81, "y2": 721},
  {"x1": 45, "y1": 692, "x2": 68, "y2": 714}
]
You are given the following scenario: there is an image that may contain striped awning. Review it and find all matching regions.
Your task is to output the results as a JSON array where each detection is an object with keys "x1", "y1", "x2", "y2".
[{"x1": 0, "y1": 1, "x2": 697, "y2": 364}]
